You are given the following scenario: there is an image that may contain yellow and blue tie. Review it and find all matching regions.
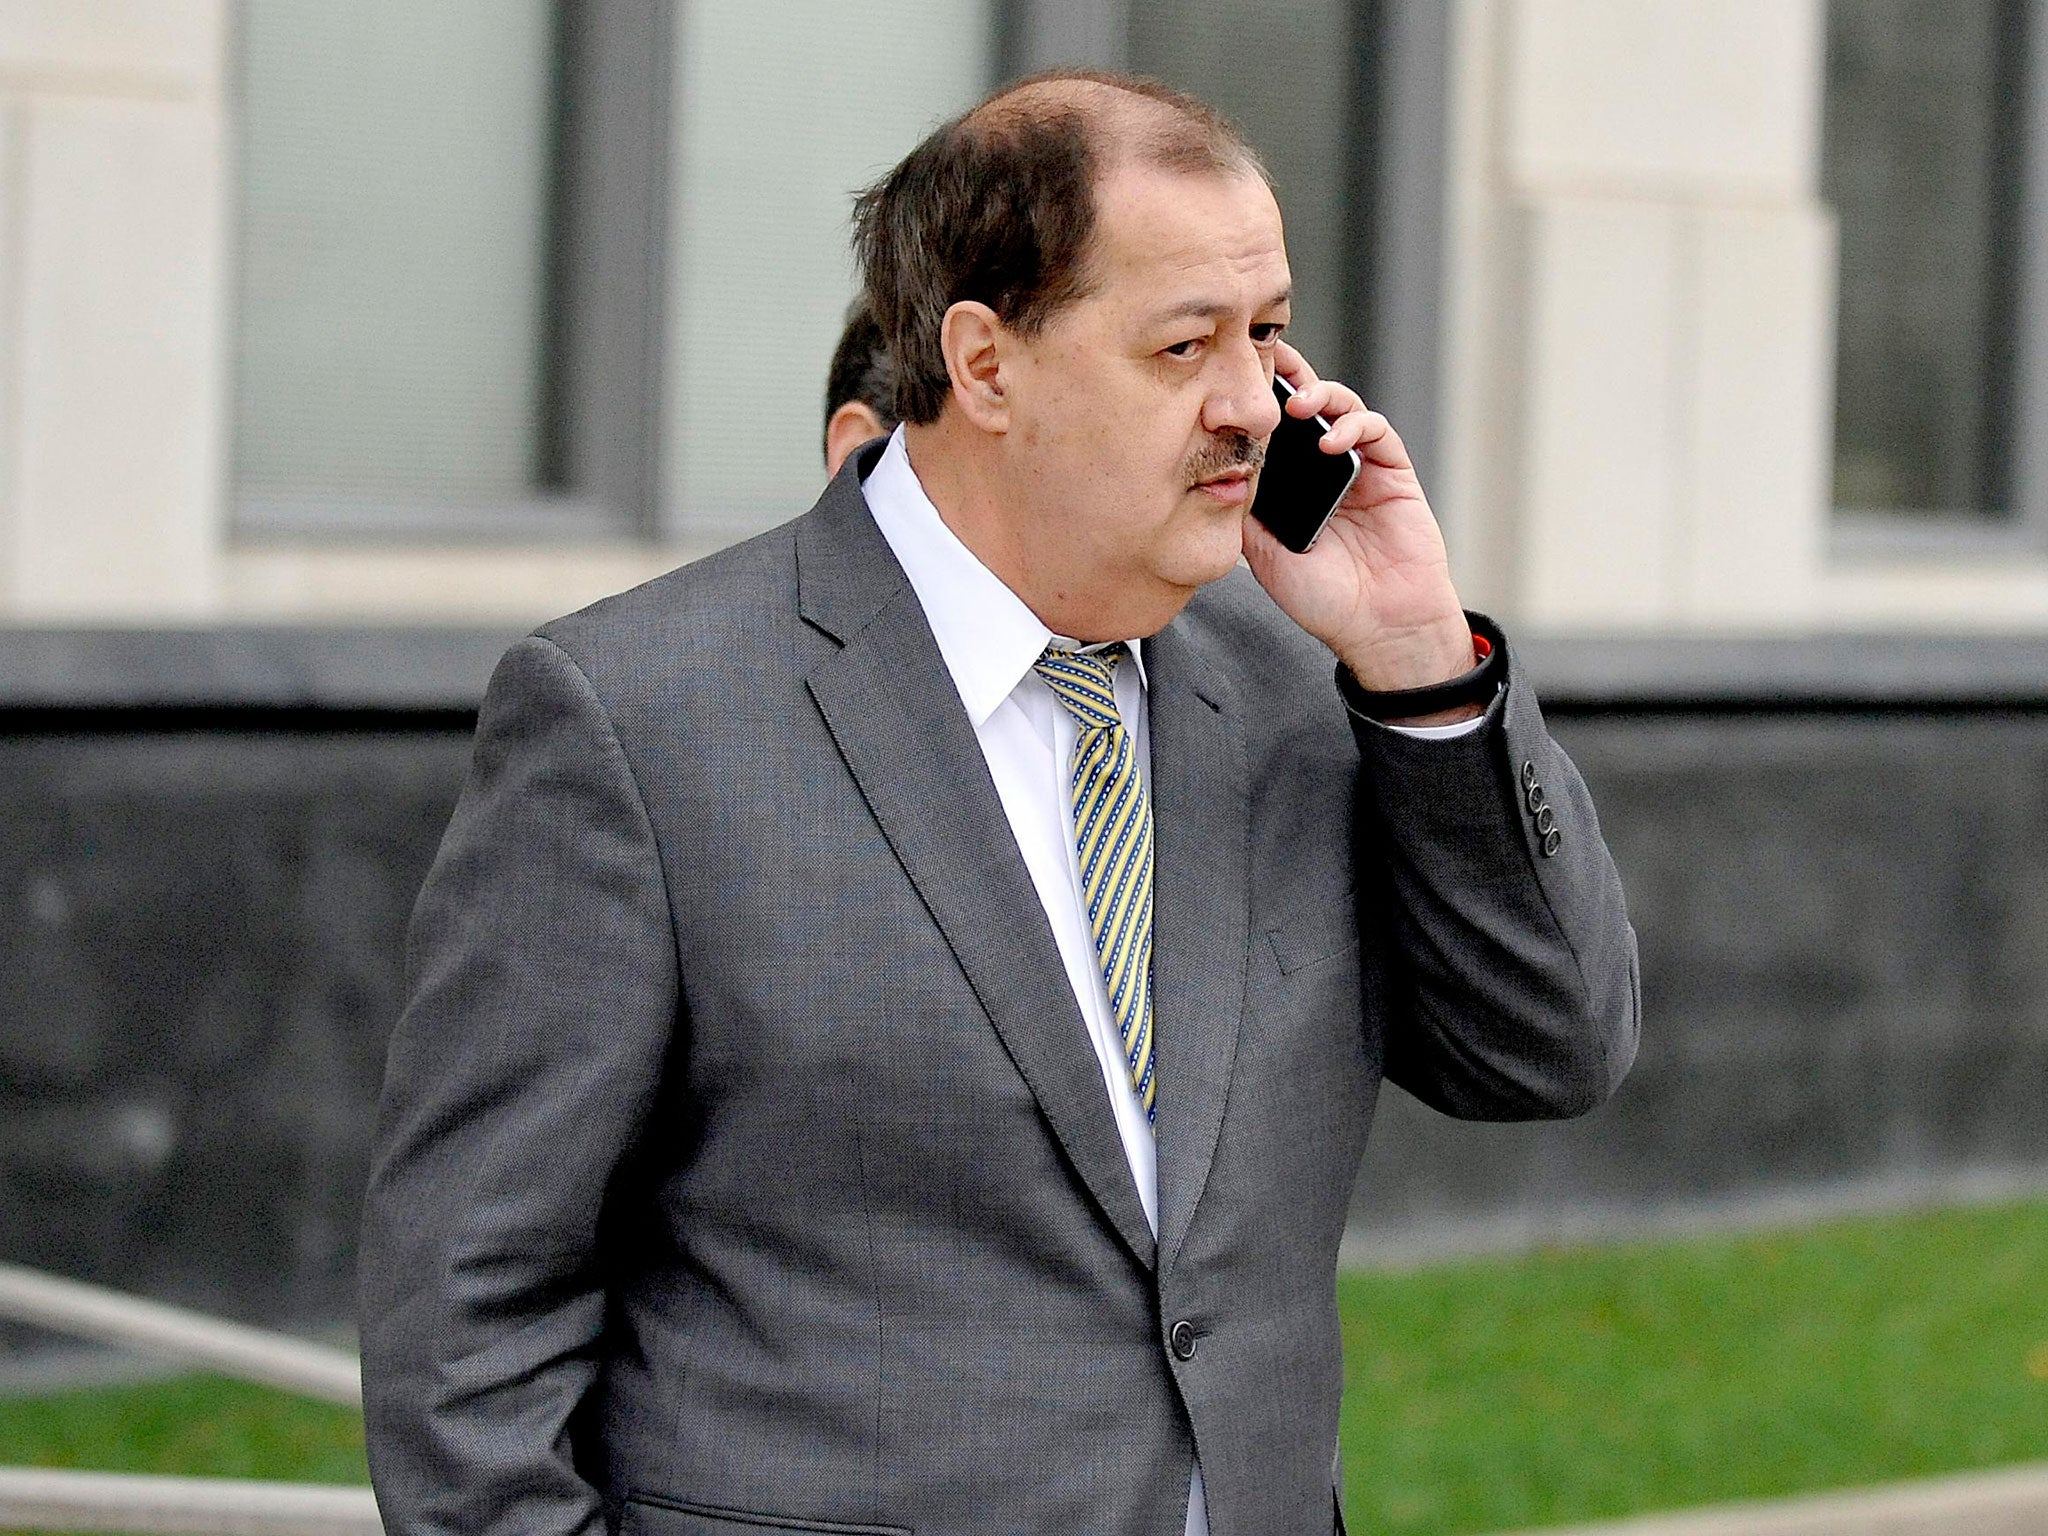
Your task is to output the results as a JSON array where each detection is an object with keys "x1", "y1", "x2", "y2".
[{"x1": 1032, "y1": 644, "x2": 1157, "y2": 1125}]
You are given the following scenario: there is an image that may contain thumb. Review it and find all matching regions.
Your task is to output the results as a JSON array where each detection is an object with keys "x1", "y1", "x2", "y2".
[{"x1": 1239, "y1": 511, "x2": 1290, "y2": 587}]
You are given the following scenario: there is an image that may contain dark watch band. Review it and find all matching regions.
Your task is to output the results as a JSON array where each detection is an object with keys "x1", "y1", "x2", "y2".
[{"x1": 1336, "y1": 611, "x2": 1507, "y2": 723}]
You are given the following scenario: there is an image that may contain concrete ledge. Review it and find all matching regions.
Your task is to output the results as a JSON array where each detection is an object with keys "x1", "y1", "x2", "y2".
[
  {"x1": 0, "y1": 1262, "x2": 360, "y2": 1405},
  {"x1": 1341, "y1": 1167, "x2": 2048, "y2": 1270},
  {"x1": 1493, "y1": 1462, "x2": 2048, "y2": 1536},
  {"x1": 3, "y1": 627, "x2": 2048, "y2": 712},
  {"x1": 0, "y1": 1468, "x2": 379, "y2": 1535},
  {"x1": 1513, "y1": 632, "x2": 2048, "y2": 708},
  {"x1": 0, "y1": 627, "x2": 517, "y2": 710}
]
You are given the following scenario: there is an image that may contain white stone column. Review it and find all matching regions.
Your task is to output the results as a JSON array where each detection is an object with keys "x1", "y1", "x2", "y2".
[
  {"x1": 0, "y1": 2, "x2": 227, "y2": 622},
  {"x1": 1436, "y1": 0, "x2": 1836, "y2": 632}
]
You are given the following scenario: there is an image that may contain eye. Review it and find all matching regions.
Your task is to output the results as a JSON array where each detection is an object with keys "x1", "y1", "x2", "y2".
[
  {"x1": 1251, "y1": 322, "x2": 1286, "y2": 345},
  {"x1": 1162, "y1": 337, "x2": 1204, "y2": 359}
]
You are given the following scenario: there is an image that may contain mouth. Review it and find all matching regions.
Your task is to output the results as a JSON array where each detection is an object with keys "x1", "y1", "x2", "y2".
[{"x1": 1192, "y1": 466, "x2": 1255, "y2": 506}]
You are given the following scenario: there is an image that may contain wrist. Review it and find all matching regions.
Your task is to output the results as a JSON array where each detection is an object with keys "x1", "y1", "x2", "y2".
[
  {"x1": 1337, "y1": 612, "x2": 1505, "y2": 726},
  {"x1": 1336, "y1": 613, "x2": 1482, "y2": 693}
]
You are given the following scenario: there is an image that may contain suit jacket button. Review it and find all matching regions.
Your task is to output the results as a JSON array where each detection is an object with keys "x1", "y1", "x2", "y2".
[
  {"x1": 1535, "y1": 805, "x2": 1556, "y2": 836},
  {"x1": 1526, "y1": 783, "x2": 1547, "y2": 814},
  {"x1": 1542, "y1": 827, "x2": 1562, "y2": 857},
  {"x1": 1520, "y1": 759, "x2": 1538, "y2": 791},
  {"x1": 1169, "y1": 1320, "x2": 1198, "y2": 1360}
]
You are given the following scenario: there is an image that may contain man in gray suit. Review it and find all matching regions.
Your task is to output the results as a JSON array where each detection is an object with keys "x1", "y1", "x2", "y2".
[{"x1": 360, "y1": 71, "x2": 1637, "y2": 1536}]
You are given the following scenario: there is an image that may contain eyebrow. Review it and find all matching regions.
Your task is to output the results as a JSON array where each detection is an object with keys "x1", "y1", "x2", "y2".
[{"x1": 1147, "y1": 286, "x2": 1293, "y2": 326}]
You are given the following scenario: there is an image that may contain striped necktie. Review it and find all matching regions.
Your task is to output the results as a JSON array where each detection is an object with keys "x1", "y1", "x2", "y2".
[{"x1": 1032, "y1": 644, "x2": 1157, "y2": 1125}]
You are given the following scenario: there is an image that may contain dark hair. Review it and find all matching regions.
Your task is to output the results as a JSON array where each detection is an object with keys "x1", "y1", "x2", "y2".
[
  {"x1": 822, "y1": 300, "x2": 899, "y2": 458},
  {"x1": 852, "y1": 70, "x2": 1267, "y2": 425}
]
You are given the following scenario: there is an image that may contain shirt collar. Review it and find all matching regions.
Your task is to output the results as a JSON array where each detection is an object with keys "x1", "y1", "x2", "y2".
[{"x1": 860, "y1": 426, "x2": 1148, "y2": 728}]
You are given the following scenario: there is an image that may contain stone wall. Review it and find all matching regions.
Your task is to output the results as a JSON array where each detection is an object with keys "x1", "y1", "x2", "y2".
[
  {"x1": 0, "y1": 726, "x2": 466, "y2": 1328},
  {"x1": 1354, "y1": 708, "x2": 2048, "y2": 1256},
  {"x1": 1, "y1": 632, "x2": 2044, "y2": 1327}
]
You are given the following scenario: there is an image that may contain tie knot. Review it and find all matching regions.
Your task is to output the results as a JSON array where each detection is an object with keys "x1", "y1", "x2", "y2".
[{"x1": 1033, "y1": 644, "x2": 1126, "y2": 731}]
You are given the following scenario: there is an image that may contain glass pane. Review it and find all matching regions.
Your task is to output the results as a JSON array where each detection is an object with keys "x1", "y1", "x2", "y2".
[
  {"x1": 1129, "y1": 0, "x2": 1357, "y2": 382},
  {"x1": 661, "y1": 0, "x2": 992, "y2": 536},
  {"x1": 1823, "y1": 0, "x2": 2023, "y2": 515},
  {"x1": 234, "y1": 1, "x2": 557, "y2": 506}
]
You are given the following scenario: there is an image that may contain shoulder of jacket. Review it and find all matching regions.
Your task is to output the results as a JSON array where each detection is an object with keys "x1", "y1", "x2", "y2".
[{"x1": 529, "y1": 522, "x2": 799, "y2": 676}]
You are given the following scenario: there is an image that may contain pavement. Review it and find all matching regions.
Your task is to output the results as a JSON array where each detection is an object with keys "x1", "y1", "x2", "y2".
[
  {"x1": 0, "y1": 1337, "x2": 181, "y2": 1398},
  {"x1": 1494, "y1": 1461, "x2": 2048, "y2": 1536}
]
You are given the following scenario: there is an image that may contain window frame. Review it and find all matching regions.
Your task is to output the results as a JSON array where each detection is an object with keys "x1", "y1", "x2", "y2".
[
  {"x1": 1347, "y1": 0, "x2": 1452, "y2": 492},
  {"x1": 227, "y1": 0, "x2": 676, "y2": 544},
  {"x1": 1826, "y1": 0, "x2": 2048, "y2": 557}
]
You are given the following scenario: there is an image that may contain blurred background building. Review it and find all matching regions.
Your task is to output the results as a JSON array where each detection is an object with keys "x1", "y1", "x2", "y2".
[{"x1": 0, "y1": 1, "x2": 2043, "y2": 1329}]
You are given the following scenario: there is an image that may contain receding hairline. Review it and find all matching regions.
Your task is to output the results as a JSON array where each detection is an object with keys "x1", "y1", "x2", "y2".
[{"x1": 959, "y1": 70, "x2": 1268, "y2": 184}]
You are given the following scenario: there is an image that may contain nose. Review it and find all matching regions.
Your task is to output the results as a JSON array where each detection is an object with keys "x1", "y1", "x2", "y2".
[{"x1": 1201, "y1": 343, "x2": 1283, "y2": 441}]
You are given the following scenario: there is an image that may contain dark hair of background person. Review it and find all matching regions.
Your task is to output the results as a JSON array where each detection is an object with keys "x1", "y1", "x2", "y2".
[
  {"x1": 823, "y1": 300, "x2": 899, "y2": 461},
  {"x1": 851, "y1": 68, "x2": 1269, "y2": 426}
]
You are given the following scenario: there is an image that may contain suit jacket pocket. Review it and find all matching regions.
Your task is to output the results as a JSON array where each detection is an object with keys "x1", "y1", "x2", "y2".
[
  {"x1": 1267, "y1": 897, "x2": 1361, "y2": 976},
  {"x1": 622, "y1": 1493, "x2": 910, "y2": 1536}
]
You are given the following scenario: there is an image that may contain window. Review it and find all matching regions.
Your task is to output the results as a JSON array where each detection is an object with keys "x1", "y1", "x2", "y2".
[
  {"x1": 231, "y1": 1, "x2": 671, "y2": 537},
  {"x1": 1823, "y1": 0, "x2": 2031, "y2": 527},
  {"x1": 658, "y1": 1, "x2": 991, "y2": 539}
]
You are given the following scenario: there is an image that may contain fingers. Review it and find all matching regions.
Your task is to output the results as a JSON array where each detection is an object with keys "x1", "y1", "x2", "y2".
[
  {"x1": 1306, "y1": 389, "x2": 1408, "y2": 469},
  {"x1": 1295, "y1": 380, "x2": 1379, "y2": 458},
  {"x1": 1275, "y1": 348, "x2": 1414, "y2": 470},
  {"x1": 1274, "y1": 339, "x2": 1314, "y2": 394},
  {"x1": 1311, "y1": 388, "x2": 1369, "y2": 450},
  {"x1": 1353, "y1": 412, "x2": 1411, "y2": 470}
]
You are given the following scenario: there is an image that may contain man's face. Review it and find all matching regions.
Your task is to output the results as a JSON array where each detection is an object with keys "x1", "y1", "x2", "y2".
[{"x1": 999, "y1": 160, "x2": 1290, "y2": 639}]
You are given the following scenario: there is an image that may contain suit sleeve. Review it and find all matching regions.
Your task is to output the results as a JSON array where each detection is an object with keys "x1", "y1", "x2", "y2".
[
  {"x1": 1351, "y1": 626, "x2": 1641, "y2": 1119},
  {"x1": 359, "y1": 635, "x2": 679, "y2": 1536}
]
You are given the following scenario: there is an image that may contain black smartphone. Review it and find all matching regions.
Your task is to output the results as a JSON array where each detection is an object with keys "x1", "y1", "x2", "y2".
[{"x1": 1248, "y1": 375, "x2": 1361, "y2": 554}]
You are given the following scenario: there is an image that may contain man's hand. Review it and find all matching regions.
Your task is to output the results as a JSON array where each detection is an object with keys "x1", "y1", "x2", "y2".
[{"x1": 1241, "y1": 342, "x2": 1478, "y2": 716}]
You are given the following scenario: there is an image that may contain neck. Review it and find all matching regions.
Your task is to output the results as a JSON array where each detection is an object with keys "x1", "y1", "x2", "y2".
[{"x1": 900, "y1": 417, "x2": 1036, "y2": 603}]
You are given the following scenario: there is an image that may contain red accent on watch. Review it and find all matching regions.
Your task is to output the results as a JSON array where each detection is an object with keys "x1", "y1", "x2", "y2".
[{"x1": 1471, "y1": 632, "x2": 1493, "y2": 663}]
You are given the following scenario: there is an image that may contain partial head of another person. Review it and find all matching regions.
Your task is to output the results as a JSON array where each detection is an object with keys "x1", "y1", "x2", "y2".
[
  {"x1": 823, "y1": 300, "x2": 900, "y2": 477},
  {"x1": 853, "y1": 70, "x2": 1289, "y2": 642}
]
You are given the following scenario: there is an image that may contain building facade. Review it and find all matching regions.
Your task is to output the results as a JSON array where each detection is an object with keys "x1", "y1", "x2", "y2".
[
  {"x1": 1, "y1": 0, "x2": 2042, "y2": 634},
  {"x1": 1, "y1": 2, "x2": 2045, "y2": 1324}
]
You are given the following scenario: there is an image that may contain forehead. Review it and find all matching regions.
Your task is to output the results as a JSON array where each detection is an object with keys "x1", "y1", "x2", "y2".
[{"x1": 1086, "y1": 161, "x2": 1289, "y2": 316}]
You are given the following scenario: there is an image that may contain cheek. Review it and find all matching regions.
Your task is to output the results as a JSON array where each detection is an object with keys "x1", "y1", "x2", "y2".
[
  {"x1": 1014, "y1": 367, "x2": 1198, "y2": 539},
  {"x1": 1038, "y1": 394, "x2": 1151, "y2": 491}
]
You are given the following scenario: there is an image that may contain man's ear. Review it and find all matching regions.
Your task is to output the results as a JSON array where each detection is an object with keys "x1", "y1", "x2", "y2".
[
  {"x1": 825, "y1": 401, "x2": 890, "y2": 477},
  {"x1": 940, "y1": 301, "x2": 1008, "y2": 433}
]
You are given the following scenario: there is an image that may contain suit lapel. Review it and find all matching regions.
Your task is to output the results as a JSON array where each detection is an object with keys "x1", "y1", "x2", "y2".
[
  {"x1": 1145, "y1": 615, "x2": 1251, "y2": 1276},
  {"x1": 797, "y1": 466, "x2": 1157, "y2": 1272}
]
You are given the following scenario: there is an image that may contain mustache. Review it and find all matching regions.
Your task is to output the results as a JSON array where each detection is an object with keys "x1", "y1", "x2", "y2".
[{"x1": 1185, "y1": 431, "x2": 1266, "y2": 486}]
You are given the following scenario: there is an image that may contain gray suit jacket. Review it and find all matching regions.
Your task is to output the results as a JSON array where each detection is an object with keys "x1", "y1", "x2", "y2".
[{"x1": 360, "y1": 443, "x2": 1639, "y2": 1536}]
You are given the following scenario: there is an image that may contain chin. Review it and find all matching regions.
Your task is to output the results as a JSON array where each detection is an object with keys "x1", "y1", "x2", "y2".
[{"x1": 1165, "y1": 517, "x2": 1250, "y2": 590}]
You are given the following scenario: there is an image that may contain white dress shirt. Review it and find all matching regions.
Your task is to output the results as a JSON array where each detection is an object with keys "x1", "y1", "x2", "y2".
[{"x1": 859, "y1": 426, "x2": 1478, "y2": 1535}]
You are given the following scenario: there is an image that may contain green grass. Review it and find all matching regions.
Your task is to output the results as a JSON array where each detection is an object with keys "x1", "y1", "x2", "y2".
[
  {"x1": 1338, "y1": 1199, "x2": 2048, "y2": 1534},
  {"x1": 0, "y1": 1373, "x2": 367, "y2": 1484},
  {"x1": 3, "y1": 1202, "x2": 2043, "y2": 1536}
]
